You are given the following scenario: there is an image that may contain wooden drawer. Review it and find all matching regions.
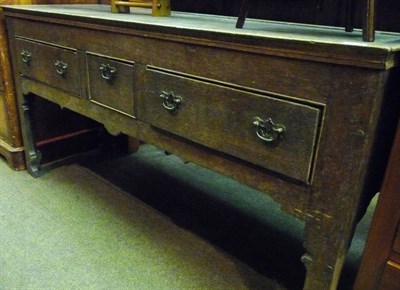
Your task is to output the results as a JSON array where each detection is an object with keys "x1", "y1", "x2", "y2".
[
  {"x1": 87, "y1": 53, "x2": 135, "y2": 116},
  {"x1": 142, "y1": 67, "x2": 322, "y2": 183},
  {"x1": 15, "y1": 38, "x2": 80, "y2": 96}
]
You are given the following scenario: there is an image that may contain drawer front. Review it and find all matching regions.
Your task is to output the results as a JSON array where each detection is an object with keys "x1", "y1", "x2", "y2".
[
  {"x1": 15, "y1": 38, "x2": 80, "y2": 96},
  {"x1": 142, "y1": 67, "x2": 322, "y2": 182},
  {"x1": 87, "y1": 53, "x2": 135, "y2": 116}
]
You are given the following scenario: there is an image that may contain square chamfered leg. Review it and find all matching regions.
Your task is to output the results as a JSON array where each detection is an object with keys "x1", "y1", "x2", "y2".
[
  {"x1": 301, "y1": 216, "x2": 351, "y2": 290},
  {"x1": 19, "y1": 93, "x2": 42, "y2": 177}
]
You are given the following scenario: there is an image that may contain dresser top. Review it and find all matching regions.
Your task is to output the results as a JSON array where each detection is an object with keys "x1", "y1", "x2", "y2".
[{"x1": 3, "y1": 4, "x2": 400, "y2": 69}]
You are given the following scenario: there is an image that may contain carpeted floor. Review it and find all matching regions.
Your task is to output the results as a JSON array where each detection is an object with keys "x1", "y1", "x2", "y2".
[{"x1": 0, "y1": 144, "x2": 376, "y2": 289}]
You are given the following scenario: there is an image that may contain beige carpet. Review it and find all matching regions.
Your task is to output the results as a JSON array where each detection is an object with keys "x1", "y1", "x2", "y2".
[{"x1": 0, "y1": 158, "x2": 281, "y2": 289}]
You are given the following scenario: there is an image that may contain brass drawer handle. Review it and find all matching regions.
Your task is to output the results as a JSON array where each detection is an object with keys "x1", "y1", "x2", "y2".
[
  {"x1": 99, "y1": 64, "x2": 117, "y2": 81},
  {"x1": 54, "y1": 60, "x2": 68, "y2": 76},
  {"x1": 253, "y1": 117, "x2": 285, "y2": 144},
  {"x1": 21, "y1": 50, "x2": 32, "y2": 64},
  {"x1": 160, "y1": 91, "x2": 182, "y2": 111}
]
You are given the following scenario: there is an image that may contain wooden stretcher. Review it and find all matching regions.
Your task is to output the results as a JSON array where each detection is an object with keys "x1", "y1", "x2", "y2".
[{"x1": 111, "y1": 0, "x2": 170, "y2": 16}]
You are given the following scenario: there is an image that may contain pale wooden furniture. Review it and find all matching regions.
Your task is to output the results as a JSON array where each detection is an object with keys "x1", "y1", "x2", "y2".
[
  {"x1": 111, "y1": 0, "x2": 170, "y2": 16},
  {"x1": 354, "y1": 119, "x2": 400, "y2": 290},
  {"x1": 3, "y1": 4, "x2": 400, "y2": 289}
]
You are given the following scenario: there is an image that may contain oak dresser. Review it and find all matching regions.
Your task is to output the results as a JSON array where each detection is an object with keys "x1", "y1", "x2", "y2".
[{"x1": 3, "y1": 4, "x2": 400, "y2": 289}]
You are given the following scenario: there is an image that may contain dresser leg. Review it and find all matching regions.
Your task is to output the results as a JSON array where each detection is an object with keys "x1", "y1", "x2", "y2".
[
  {"x1": 20, "y1": 94, "x2": 42, "y2": 177},
  {"x1": 301, "y1": 218, "x2": 350, "y2": 290}
]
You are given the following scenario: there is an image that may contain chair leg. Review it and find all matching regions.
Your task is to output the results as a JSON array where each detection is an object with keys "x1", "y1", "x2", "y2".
[
  {"x1": 236, "y1": 0, "x2": 250, "y2": 28},
  {"x1": 345, "y1": 0, "x2": 355, "y2": 32},
  {"x1": 363, "y1": 0, "x2": 376, "y2": 41}
]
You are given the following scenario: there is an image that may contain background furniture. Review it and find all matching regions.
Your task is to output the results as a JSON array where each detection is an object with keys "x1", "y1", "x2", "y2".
[
  {"x1": 110, "y1": 0, "x2": 170, "y2": 15},
  {"x1": 235, "y1": 0, "x2": 377, "y2": 41},
  {"x1": 0, "y1": 0, "x2": 24, "y2": 169},
  {"x1": 3, "y1": 5, "x2": 400, "y2": 289},
  {"x1": 171, "y1": 0, "x2": 400, "y2": 37},
  {"x1": 354, "y1": 120, "x2": 400, "y2": 290}
]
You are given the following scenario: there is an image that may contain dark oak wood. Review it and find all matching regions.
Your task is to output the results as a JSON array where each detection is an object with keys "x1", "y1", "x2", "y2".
[
  {"x1": 16, "y1": 38, "x2": 81, "y2": 96},
  {"x1": 87, "y1": 53, "x2": 135, "y2": 116},
  {"x1": 354, "y1": 120, "x2": 400, "y2": 290},
  {"x1": 3, "y1": 5, "x2": 400, "y2": 289},
  {"x1": 0, "y1": 0, "x2": 100, "y2": 170},
  {"x1": 142, "y1": 67, "x2": 321, "y2": 182}
]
